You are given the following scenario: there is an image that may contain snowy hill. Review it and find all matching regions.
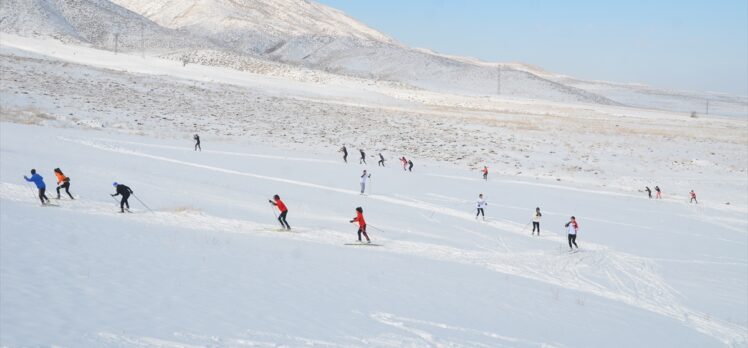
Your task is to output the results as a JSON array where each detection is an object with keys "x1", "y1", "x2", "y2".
[
  {"x1": 1, "y1": 2, "x2": 747, "y2": 347},
  {"x1": 1, "y1": 123, "x2": 747, "y2": 347},
  {"x1": 109, "y1": 0, "x2": 395, "y2": 44},
  {"x1": 0, "y1": 0, "x2": 618, "y2": 104},
  {"x1": 108, "y1": 0, "x2": 620, "y2": 104},
  {"x1": 0, "y1": 0, "x2": 225, "y2": 54},
  {"x1": 3, "y1": 0, "x2": 745, "y2": 112}
]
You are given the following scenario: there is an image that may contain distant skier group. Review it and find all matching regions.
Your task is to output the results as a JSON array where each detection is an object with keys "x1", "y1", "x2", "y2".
[
  {"x1": 19, "y1": 134, "x2": 704, "y2": 250},
  {"x1": 643, "y1": 185, "x2": 696, "y2": 203},
  {"x1": 339, "y1": 145, "x2": 413, "y2": 172},
  {"x1": 644, "y1": 185, "x2": 662, "y2": 199}
]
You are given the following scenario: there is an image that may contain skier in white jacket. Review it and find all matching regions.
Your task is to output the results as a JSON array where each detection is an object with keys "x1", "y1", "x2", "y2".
[
  {"x1": 531, "y1": 207, "x2": 542, "y2": 236},
  {"x1": 359, "y1": 170, "x2": 370, "y2": 194},
  {"x1": 476, "y1": 194, "x2": 487, "y2": 220},
  {"x1": 565, "y1": 216, "x2": 579, "y2": 251}
]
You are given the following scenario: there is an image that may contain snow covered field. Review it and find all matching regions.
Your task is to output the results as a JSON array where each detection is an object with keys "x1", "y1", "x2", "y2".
[
  {"x1": 1, "y1": 122, "x2": 746, "y2": 347},
  {"x1": 2, "y1": 35, "x2": 747, "y2": 210},
  {"x1": 1, "y1": 2, "x2": 747, "y2": 345}
]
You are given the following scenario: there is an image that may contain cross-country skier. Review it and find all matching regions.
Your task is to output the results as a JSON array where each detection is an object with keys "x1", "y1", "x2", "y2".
[
  {"x1": 269, "y1": 194, "x2": 291, "y2": 229},
  {"x1": 565, "y1": 216, "x2": 579, "y2": 251},
  {"x1": 378, "y1": 153, "x2": 385, "y2": 167},
  {"x1": 359, "y1": 149, "x2": 366, "y2": 164},
  {"x1": 193, "y1": 134, "x2": 201, "y2": 151},
  {"x1": 532, "y1": 207, "x2": 542, "y2": 235},
  {"x1": 350, "y1": 206, "x2": 370, "y2": 243},
  {"x1": 53, "y1": 168, "x2": 74, "y2": 199},
  {"x1": 645, "y1": 186, "x2": 652, "y2": 199},
  {"x1": 401, "y1": 156, "x2": 408, "y2": 171},
  {"x1": 482, "y1": 166, "x2": 489, "y2": 180},
  {"x1": 476, "y1": 193, "x2": 487, "y2": 220},
  {"x1": 655, "y1": 186, "x2": 662, "y2": 199},
  {"x1": 24, "y1": 169, "x2": 49, "y2": 205},
  {"x1": 111, "y1": 182, "x2": 133, "y2": 213},
  {"x1": 340, "y1": 145, "x2": 348, "y2": 163},
  {"x1": 360, "y1": 170, "x2": 370, "y2": 194},
  {"x1": 690, "y1": 190, "x2": 698, "y2": 204},
  {"x1": 408, "y1": 159, "x2": 414, "y2": 172}
]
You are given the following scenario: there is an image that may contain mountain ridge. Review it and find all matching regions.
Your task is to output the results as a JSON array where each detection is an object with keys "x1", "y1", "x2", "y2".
[{"x1": 2, "y1": 0, "x2": 746, "y2": 115}]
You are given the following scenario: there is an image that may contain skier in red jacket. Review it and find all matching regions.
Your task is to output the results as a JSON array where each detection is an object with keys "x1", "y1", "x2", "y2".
[
  {"x1": 269, "y1": 194, "x2": 291, "y2": 230},
  {"x1": 350, "y1": 206, "x2": 370, "y2": 243}
]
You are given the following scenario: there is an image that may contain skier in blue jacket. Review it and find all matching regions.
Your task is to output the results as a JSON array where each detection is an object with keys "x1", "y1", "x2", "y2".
[{"x1": 24, "y1": 169, "x2": 50, "y2": 204}]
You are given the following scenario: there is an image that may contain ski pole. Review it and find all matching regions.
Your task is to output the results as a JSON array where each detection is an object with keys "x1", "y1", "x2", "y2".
[
  {"x1": 269, "y1": 201, "x2": 278, "y2": 219},
  {"x1": 132, "y1": 194, "x2": 154, "y2": 213},
  {"x1": 520, "y1": 222, "x2": 531, "y2": 234},
  {"x1": 368, "y1": 225, "x2": 385, "y2": 233},
  {"x1": 110, "y1": 194, "x2": 126, "y2": 211},
  {"x1": 26, "y1": 182, "x2": 38, "y2": 201}
]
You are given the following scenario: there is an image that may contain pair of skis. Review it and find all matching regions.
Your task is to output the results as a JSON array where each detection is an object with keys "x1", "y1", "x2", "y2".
[{"x1": 344, "y1": 242, "x2": 382, "y2": 247}]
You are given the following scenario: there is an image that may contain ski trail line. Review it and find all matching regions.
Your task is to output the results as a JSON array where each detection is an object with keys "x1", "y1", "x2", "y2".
[{"x1": 89, "y1": 137, "x2": 341, "y2": 164}]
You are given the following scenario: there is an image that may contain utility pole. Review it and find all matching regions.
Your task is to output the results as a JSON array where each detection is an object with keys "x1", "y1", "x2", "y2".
[
  {"x1": 140, "y1": 22, "x2": 144, "y2": 58},
  {"x1": 497, "y1": 64, "x2": 501, "y2": 95},
  {"x1": 114, "y1": 32, "x2": 120, "y2": 54}
]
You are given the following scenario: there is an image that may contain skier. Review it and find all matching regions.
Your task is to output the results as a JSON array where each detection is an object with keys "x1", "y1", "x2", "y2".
[
  {"x1": 193, "y1": 134, "x2": 201, "y2": 151},
  {"x1": 53, "y1": 168, "x2": 74, "y2": 199},
  {"x1": 690, "y1": 190, "x2": 698, "y2": 204},
  {"x1": 269, "y1": 194, "x2": 291, "y2": 229},
  {"x1": 408, "y1": 159, "x2": 414, "y2": 172},
  {"x1": 400, "y1": 156, "x2": 408, "y2": 171},
  {"x1": 565, "y1": 216, "x2": 579, "y2": 251},
  {"x1": 645, "y1": 186, "x2": 652, "y2": 199},
  {"x1": 359, "y1": 149, "x2": 366, "y2": 164},
  {"x1": 111, "y1": 182, "x2": 133, "y2": 213},
  {"x1": 24, "y1": 169, "x2": 50, "y2": 205},
  {"x1": 359, "y1": 170, "x2": 370, "y2": 194},
  {"x1": 655, "y1": 185, "x2": 662, "y2": 199},
  {"x1": 349, "y1": 206, "x2": 371, "y2": 243},
  {"x1": 378, "y1": 153, "x2": 385, "y2": 167},
  {"x1": 482, "y1": 166, "x2": 489, "y2": 180},
  {"x1": 475, "y1": 193, "x2": 487, "y2": 220},
  {"x1": 339, "y1": 145, "x2": 348, "y2": 163},
  {"x1": 531, "y1": 207, "x2": 542, "y2": 235}
]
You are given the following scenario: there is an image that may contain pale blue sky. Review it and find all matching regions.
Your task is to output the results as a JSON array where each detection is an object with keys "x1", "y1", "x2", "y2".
[{"x1": 317, "y1": 0, "x2": 748, "y2": 95}]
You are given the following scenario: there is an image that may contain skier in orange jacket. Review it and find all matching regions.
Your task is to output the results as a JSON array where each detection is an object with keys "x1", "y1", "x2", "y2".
[
  {"x1": 350, "y1": 207, "x2": 370, "y2": 243},
  {"x1": 53, "y1": 168, "x2": 74, "y2": 199},
  {"x1": 269, "y1": 194, "x2": 291, "y2": 230}
]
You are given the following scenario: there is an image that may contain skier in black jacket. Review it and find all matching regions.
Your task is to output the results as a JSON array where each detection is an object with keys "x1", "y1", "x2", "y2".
[
  {"x1": 339, "y1": 145, "x2": 348, "y2": 163},
  {"x1": 111, "y1": 182, "x2": 133, "y2": 213},
  {"x1": 194, "y1": 134, "x2": 201, "y2": 151}
]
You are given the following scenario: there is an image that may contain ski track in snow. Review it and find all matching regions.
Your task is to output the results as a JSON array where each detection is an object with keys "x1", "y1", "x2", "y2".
[
  {"x1": 87, "y1": 137, "x2": 342, "y2": 164},
  {"x1": 5, "y1": 136, "x2": 747, "y2": 346},
  {"x1": 370, "y1": 312, "x2": 565, "y2": 348},
  {"x1": 95, "y1": 314, "x2": 561, "y2": 348}
]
